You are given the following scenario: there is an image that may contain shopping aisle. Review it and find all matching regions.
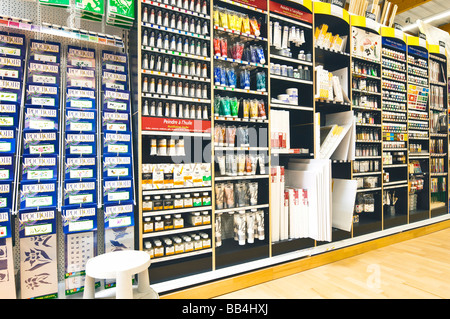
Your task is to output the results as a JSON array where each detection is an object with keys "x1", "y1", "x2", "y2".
[{"x1": 215, "y1": 227, "x2": 450, "y2": 299}]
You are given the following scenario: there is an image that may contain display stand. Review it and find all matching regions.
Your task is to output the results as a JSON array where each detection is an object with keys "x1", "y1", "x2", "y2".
[
  {"x1": 350, "y1": 15, "x2": 383, "y2": 237},
  {"x1": 428, "y1": 43, "x2": 449, "y2": 218},
  {"x1": 268, "y1": 0, "x2": 315, "y2": 256},
  {"x1": 380, "y1": 26, "x2": 409, "y2": 229},
  {"x1": 313, "y1": 2, "x2": 352, "y2": 244},
  {"x1": 135, "y1": 0, "x2": 214, "y2": 283},
  {"x1": 212, "y1": 0, "x2": 270, "y2": 270},
  {"x1": 407, "y1": 34, "x2": 430, "y2": 223}
]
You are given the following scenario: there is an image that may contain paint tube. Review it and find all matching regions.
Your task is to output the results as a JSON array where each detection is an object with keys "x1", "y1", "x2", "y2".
[
  {"x1": 221, "y1": 96, "x2": 231, "y2": 116},
  {"x1": 214, "y1": 95, "x2": 221, "y2": 116},
  {"x1": 226, "y1": 125, "x2": 236, "y2": 147},
  {"x1": 242, "y1": 98, "x2": 249, "y2": 119},
  {"x1": 215, "y1": 183, "x2": 224, "y2": 209},
  {"x1": 215, "y1": 213, "x2": 222, "y2": 247},
  {"x1": 237, "y1": 153, "x2": 246, "y2": 176},
  {"x1": 247, "y1": 210, "x2": 256, "y2": 244},
  {"x1": 237, "y1": 211, "x2": 246, "y2": 245},
  {"x1": 258, "y1": 99, "x2": 267, "y2": 119},
  {"x1": 224, "y1": 182, "x2": 235, "y2": 208},
  {"x1": 216, "y1": 154, "x2": 225, "y2": 175},
  {"x1": 230, "y1": 97, "x2": 239, "y2": 117},
  {"x1": 258, "y1": 153, "x2": 266, "y2": 174},
  {"x1": 226, "y1": 67, "x2": 236, "y2": 88},
  {"x1": 256, "y1": 210, "x2": 264, "y2": 240},
  {"x1": 248, "y1": 182, "x2": 258, "y2": 206}
]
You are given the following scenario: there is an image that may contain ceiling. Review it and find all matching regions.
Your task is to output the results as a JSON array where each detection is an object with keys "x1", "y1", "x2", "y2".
[{"x1": 393, "y1": 0, "x2": 450, "y2": 34}]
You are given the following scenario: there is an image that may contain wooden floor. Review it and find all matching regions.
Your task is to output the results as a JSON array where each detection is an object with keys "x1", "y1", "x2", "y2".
[{"x1": 215, "y1": 227, "x2": 450, "y2": 299}]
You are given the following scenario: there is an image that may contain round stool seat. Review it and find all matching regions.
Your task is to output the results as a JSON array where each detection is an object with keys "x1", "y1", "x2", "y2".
[
  {"x1": 83, "y1": 250, "x2": 153, "y2": 299},
  {"x1": 86, "y1": 250, "x2": 150, "y2": 279}
]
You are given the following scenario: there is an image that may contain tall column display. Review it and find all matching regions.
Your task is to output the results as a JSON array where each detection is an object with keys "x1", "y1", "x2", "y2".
[
  {"x1": 61, "y1": 46, "x2": 99, "y2": 296},
  {"x1": 101, "y1": 50, "x2": 135, "y2": 289},
  {"x1": 18, "y1": 39, "x2": 61, "y2": 299},
  {"x1": 0, "y1": 31, "x2": 26, "y2": 299},
  {"x1": 212, "y1": 0, "x2": 270, "y2": 269},
  {"x1": 406, "y1": 34, "x2": 430, "y2": 223},
  {"x1": 380, "y1": 26, "x2": 409, "y2": 229}
]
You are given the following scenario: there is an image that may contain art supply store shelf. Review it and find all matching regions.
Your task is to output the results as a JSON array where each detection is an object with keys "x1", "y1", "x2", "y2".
[{"x1": 130, "y1": 0, "x2": 450, "y2": 292}]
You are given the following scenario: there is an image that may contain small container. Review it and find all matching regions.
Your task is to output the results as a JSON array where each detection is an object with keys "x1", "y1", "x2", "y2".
[
  {"x1": 163, "y1": 195, "x2": 174, "y2": 210},
  {"x1": 174, "y1": 195, "x2": 183, "y2": 209},
  {"x1": 163, "y1": 238, "x2": 175, "y2": 256},
  {"x1": 143, "y1": 217, "x2": 154, "y2": 233},
  {"x1": 173, "y1": 236, "x2": 184, "y2": 254},
  {"x1": 193, "y1": 235, "x2": 203, "y2": 250},
  {"x1": 153, "y1": 196, "x2": 163, "y2": 210},
  {"x1": 144, "y1": 241, "x2": 154, "y2": 259},
  {"x1": 202, "y1": 211, "x2": 211, "y2": 225},
  {"x1": 183, "y1": 236, "x2": 194, "y2": 252},
  {"x1": 164, "y1": 215, "x2": 173, "y2": 230},
  {"x1": 154, "y1": 216, "x2": 164, "y2": 232},
  {"x1": 202, "y1": 192, "x2": 211, "y2": 206},
  {"x1": 173, "y1": 214, "x2": 184, "y2": 229},
  {"x1": 152, "y1": 239, "x2": 164, "y2": 257},
  {"x1": 200, "y1": 232, "x2": 211, "y2": 248},
  {"x1": 193, "y1": 193, "x2": 202, "y2": 207},
  {"x1": 184, "y1": 194, "x2": 193, "y2": 208},
  {"x1": 189, "y1": 212, "x2": 203, "y2": 226},
  {"x1": 143, "y1": 196, "x2": 153, "y2": 211}
]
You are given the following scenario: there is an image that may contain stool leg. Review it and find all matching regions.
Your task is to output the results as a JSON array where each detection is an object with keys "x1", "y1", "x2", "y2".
[
  {"x1": 116, "y1": 272, "x2": 133, "y2": 299},
  {"x1": 137, "y1": 269, "x2": 151, "y2": 293},
  {"x1": 83, "y1": 275, "x2": 95, "y2": 299}
]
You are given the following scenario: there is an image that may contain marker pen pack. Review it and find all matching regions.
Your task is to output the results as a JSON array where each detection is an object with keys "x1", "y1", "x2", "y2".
[
  {"x1": 29, "y1": 39, "x2": 61, "y2": 64},
  {"x1": 18, "y1": 207, "x2": 57, "y2": 237},
  {"x1": 103, "y1": 155, "x2": 132, "y2": 179},
  {"x1": 24, "y1": 105, "x2": 59, "y2": 131},
  {"x1": 102, "y1": 50, "x2": 127, "y2": 72},
  {"x1": 27, "y1": 61, "x2": 60, "y2": 85},
  {"x1": 66, "y1": 66, "x2": 96, "y2": 89},
  {"x1": 21, "y1": 154, "x2": 58, "y2": 182},
  {"x1": 66, "y1": 87, "x2": 96, "y2": 110},
  {"x1": 26, "y1": 84, "x2": 59, "y2": 108},
  {"x1": 102, "y1": 61, "x2": 127, "y2": 73},
  {"x1": 0, "y1": 133, "x2": 16, "y2": 155},
  {"x1": 23, "y1": 130, "x2": 58, "y2": 156},
  {"x1": 0, "y1": 63, "x2": 23, "y2": 81},
  {"x1": 65, "y1": 108, "x2": 97, "y2": 133},
  {"x1": 65, "y1": 132, "x2": 96, "y2": 156},
  {"x1": 103, "y1": 131, "x2": 132, "y2": 155},
  {"x1": 0, "y1": 155, "x2": 14, "y2": 182},
  {"x1": 61, "y1": 204, "x2": 98, "y2": 234},
  {"x1": 0, "y1": 208, "x2": 12, "y2": 238},
  {"x1": 103, "y1": 178, "x2": 134, "y2": 204},
  {"x1": 0, "y1": 103, "x2": 19, "y2": 128},
  {"x1": 0, "y1": 74, "x2": 22, "y2": 104},
  {"x1": 102, "y1": 110, "x2": 130, "y2": 132},
  {"x1": 65, "y1": 156, "x2": 97, "y2": 181},
  {"x1": 67, "y1": 45, "x2": 96, "y2": 68},
  {"x1": 0, "y1": 182, "x2": 12, "y2": 209},
  {"x1": 0, "y1": 31, "x2": 26, "y2": 58},
  {"x1": 102, "y1": 88, "x2": 130, "y2": 113},
  {"x1": 63, "y1": 179, "x2": 97, "y2": 206},
  {"x1": 104, "y1": 201, "x2": 134, "y2": 229},
  {"x1": 101, "y1": 70, "x2": 128, "y2": 90},
  {"x1": 19, "y1": 181, "x2": 57, "y2": 210}
]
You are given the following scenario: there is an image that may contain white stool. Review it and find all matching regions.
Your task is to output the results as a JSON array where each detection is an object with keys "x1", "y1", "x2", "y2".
[{"x1": 83, "y1": 250, "x2": 157, "y2": 299}]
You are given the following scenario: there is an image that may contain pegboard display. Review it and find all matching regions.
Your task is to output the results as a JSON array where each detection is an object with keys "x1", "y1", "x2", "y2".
[{"x1": 0, "y1": 0, "x2": 134, "y2": 298}]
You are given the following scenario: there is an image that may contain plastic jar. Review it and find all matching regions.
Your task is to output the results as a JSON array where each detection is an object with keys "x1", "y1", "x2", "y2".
[
  {"x1": 153, "y1": 196, "x2": 163, "y2": 210},
  {"x1": 183, "y1": 194, "x2": 193, "y2": 208},
  {"x1": 143, "y1": 217, "x2": 154, "y2": 233},
  {"x1": 173, "y1": 214, "x2": 184, "y2": 229},
  {"x1": 202, "y1": 211, "x2": 210, "y2": 224},
  {"x1": 163, "y1": 195, "x2": 173, "y2": 210},
  {"x1": 164, "y1": 214, "x2": 173, "y2": 230},
  {"x1": 202, "y1": 192, "x2": 211, "y2": 206},
  {"x1": 193, "y1": 193, "x2": 202, "y2": 207},
  {"x1": 174, "y1": 194, "x2": 183, "y2": 209},
  {"x1": 154, "y1": 216, "x2": 164, "y2": 231}
]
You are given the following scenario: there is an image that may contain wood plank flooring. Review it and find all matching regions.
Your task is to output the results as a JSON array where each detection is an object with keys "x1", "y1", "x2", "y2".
[{"x1": 215, "y1": 228, "x2": 450, "y2": 299}]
